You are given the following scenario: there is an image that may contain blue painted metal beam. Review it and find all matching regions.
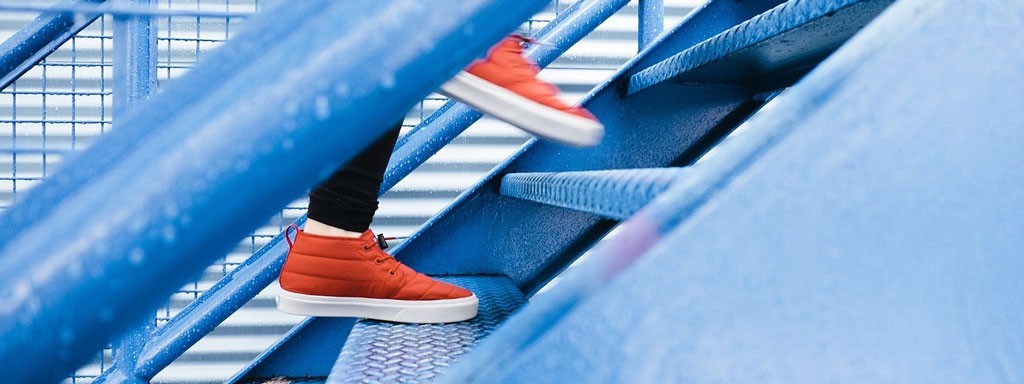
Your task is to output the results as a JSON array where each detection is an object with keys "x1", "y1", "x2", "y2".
[
  {"x1": 447, "y1": 0, "x2": 1024, "y2": 380},
  {"x1": 105, "y1": 1, "x2": 158, "y2": 382},
  {"x1": 0, "y1": 0, "x2": 106, "y2": 91},
  {"x1": 0, "y1": 0, "x2": 546, "y2": 381},
  {"x1": 638, "y1": 0, "x2": 664, "y2": 51},
  {"x1": 628, "y1": 0, "x2": 894, "y2": 95},
  {"x1": 500, "y1": 168, "x2": 687, "y2": 220}
]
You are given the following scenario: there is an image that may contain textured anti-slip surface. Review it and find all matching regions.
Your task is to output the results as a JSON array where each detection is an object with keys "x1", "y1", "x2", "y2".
[
  {"x1": 629, "y1": 0, "x2": 893, "y2": 94},
  {"x1": 327, "y1": 276, "x2": 525, "y2": 383},
  {"x1": 501, "y1": 168, "x2": 687, "y2": 220}
]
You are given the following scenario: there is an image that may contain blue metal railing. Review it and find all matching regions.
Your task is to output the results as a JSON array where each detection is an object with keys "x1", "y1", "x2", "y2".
[
  {"x1": 0, "y1": 0, "x2": 557, "y2": 382},
  {"x1": 0, "y1": 1, "x2": 670, "y2": 382}
]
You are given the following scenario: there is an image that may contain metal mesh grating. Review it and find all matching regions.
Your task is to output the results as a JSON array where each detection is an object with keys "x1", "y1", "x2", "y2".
[{"x1": 328, "y1": 276, "x2": 527, "y2": 384}]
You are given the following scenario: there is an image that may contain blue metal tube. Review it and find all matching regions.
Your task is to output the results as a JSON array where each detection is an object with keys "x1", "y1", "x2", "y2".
[
  {"x1": 638, "y1": 0, "x2": 664, "y2": 51},
  {"x1": 107, "y1": 1, "x2": 157, "y2": 382},
  {"x1": 0, "y1": 1, "x2": 546, "y2": 381},
  {"x1": 92, "y1": 1, "x2": 630, "y2": 381},
  {"x1": 0, "y1": 0, "x2": 106, "y2": 91}
]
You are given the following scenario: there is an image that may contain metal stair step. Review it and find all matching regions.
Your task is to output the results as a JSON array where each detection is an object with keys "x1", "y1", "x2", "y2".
[
  {"x1": 500, "y1": 168, "x2": 687, "y2": 220},
  {"x1": 628, "y1": 0, "x2": 894, "y2": 95},
  {"x1": 325, "y1": 275, "x2": 526, "y2": 383}
]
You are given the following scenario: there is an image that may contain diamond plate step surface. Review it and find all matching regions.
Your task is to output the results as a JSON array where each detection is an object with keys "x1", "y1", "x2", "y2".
[{"x1": 326, "y1": 276, "x2": 525, "y2": 383}]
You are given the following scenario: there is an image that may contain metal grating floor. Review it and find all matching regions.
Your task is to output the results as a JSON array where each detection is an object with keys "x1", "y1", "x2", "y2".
[{"x1": 327, "y1": 276, "x2": 526, "y2": 384}]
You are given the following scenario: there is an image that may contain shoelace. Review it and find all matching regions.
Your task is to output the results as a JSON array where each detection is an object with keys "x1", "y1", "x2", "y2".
[
  {"x1": 284, "y1": 224, "x2": 409, "y2": 276},
  {"x1": 364, "y1": 235, "x2": 406, "y2": 275}
]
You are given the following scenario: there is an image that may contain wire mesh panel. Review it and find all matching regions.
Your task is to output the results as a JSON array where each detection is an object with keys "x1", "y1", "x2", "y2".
[{"x1": 0, "y1": 1, "x2": 701, "y2": 382}]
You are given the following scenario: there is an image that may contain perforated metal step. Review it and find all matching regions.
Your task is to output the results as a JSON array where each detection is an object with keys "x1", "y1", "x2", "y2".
[
  {"x1": 500, "y1": 168, "x2": 687, "y2": 220},
  {"x1": 326, "y1": 276, "x2": 525, "y2": 383},
  {"x1": 628, "y1": 0, "x2": 895, "y2": 94}
]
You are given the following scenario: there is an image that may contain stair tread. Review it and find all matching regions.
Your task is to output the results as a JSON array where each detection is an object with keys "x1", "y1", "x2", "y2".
[
  {"x1": 501, "y1": 168, "x2": 687, "y2": 220},
  {"x1": 326, "y1": 275, "x2": 525, "y2": 383},
  {"x1": 628, "y1": 0, "x2": 892, "y2": 94}
]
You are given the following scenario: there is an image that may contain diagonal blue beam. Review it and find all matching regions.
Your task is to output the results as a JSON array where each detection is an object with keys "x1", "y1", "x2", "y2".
[
  {"x1": 500, "y1": 168, "x2": 687, "y2": 220},
  {"x1": 628, "y1": 0, "x2": 894, "y2": 95},
  {"x1": 0, "y1": 0, "x2": 106, "y2": 91},
  {"x1": 0, "y1": 0, "x2": 546, "y2": 381}
]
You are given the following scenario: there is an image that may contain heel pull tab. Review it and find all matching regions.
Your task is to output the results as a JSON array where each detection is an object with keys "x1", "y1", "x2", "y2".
[{"x1": 284, "y1": 223, "x2": 300, "y2": 248}]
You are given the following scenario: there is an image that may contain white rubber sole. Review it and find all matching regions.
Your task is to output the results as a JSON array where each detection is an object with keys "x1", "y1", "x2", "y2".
[
  {"x1": 440, "y1": 72, "x2": 604, "y2": 147},
  {"x1": 276, "y1": 289, "x2": 479, "y2": 324}
]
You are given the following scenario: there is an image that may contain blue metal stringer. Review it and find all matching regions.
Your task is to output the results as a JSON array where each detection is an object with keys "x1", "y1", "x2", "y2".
[
  {"x1": 327, "y1": 276, "x2": 526, "y2": 383},
  {"x1": 500, "y1": 168, "x2": 687, "y2": 220},
  {"x1": 447, "y1": 0, "x2": 1024, "y2": 381},
  {"x1": 628, "y1": 0, "x2": 894, "y2": 95},
  {"x1": 0, "y1": 0, "x2": 547, "y2": 381}
]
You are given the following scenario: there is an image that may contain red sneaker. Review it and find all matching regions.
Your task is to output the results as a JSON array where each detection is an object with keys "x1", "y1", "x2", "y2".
[
  {"x1": 440, "y1": 35, "x2": 604, "y2": 147},
  {"x1": 276, "y1": 227, "x2": 478, "y2": 323}
]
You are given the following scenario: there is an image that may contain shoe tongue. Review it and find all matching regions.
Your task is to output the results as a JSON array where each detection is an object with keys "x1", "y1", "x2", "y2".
[{"x1": 360, "y1": 230, "x2": 377, "y2": 242}]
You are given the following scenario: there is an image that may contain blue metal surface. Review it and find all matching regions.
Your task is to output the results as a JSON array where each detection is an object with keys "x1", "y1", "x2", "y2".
[
  {"x1": 0, "y1": 0, "x2": 546, "y2": 381},
  {"x1": 629, "y1": 0, "x2": 894, "y2": 95},
  {"x1": 327, "y1": 276, "x2": 526, "y2": 384},
  {"x1": 0, "y1": 0, "x2": 106, "y2": 91},
  {"x1": 500, "y1": 168, "x2": 686, "y2": 220},
  {"x1": 451, "y1": 0, "x2": 1024, "y2": 381},
  {"x1": 105, "y1": 1, "x2": 157, "y2": 382},
  {"x1": 638, "y1": 0, "x2": 664, "y2": 51}
]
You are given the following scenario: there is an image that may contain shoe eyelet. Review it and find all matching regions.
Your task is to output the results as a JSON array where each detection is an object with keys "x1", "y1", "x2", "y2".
[
  {"x1": 362, "y1": 245, "x2": 371, "y2": 251},
  {"x1": 388, "y1": 270, "x2": 396, "y2": 276},
  {"x1": 374, "y1": 257, "x2": 383, "y2": 265}
]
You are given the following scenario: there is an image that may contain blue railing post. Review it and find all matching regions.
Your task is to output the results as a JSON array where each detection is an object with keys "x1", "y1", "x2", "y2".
[
  {"x1": 106, "y1": 1, "x2": 157, "y2": 382},
  {"x1": 638, "y1": 0, "x2": 664, "y2": 51}
]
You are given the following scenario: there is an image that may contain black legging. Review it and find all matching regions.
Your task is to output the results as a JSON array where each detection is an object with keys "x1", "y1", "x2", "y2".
[{"x1": 307, "y1": 121, "x2": 402, "y2": 232}]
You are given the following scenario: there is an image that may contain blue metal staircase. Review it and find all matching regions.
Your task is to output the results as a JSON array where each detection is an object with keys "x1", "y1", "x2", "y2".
[{"x1": 2, "y1": 0, "x2": 1023, "y2": 383}]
